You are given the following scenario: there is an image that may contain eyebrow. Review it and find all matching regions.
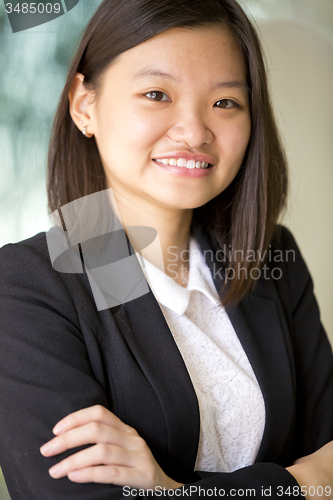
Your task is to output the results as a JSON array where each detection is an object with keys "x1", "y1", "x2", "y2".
[{"x1": 130, "y1": 67, "x2": 250, "y2": 93}]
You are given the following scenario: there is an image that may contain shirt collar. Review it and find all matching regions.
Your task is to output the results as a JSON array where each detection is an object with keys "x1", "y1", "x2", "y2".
[{"x1": 138, "y1": 237, "x2": 220, "y2": 315}]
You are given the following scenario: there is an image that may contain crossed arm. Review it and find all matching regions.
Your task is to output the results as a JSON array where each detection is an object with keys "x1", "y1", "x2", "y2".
[{"x1": 39, "y1": 404, "x2": 333, "y2": 500}]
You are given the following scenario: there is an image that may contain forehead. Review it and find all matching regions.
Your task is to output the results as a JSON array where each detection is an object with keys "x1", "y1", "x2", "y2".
[{"x1": 106, "y1": 26, "x2": 246, "y2": 85}]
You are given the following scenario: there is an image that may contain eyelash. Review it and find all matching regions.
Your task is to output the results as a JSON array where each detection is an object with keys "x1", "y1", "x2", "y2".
[{"x1": 143, "y1": 91, "x2": 240, "y2": 109}]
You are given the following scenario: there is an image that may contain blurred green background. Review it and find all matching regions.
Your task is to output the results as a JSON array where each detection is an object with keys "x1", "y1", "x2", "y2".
[{"x1": 0, "y1": 0, "x2": 332, "y2": 497}]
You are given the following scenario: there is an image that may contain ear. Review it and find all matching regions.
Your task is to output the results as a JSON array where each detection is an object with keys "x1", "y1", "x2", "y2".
[{"x1": 68, "y1": 73, "x2": 95, "y2": 138}]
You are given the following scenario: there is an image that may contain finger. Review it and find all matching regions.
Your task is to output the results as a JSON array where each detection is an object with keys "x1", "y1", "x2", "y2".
[
  {"x1": 52, "y1": 404, "x2": 133, "y2": 435},
  {"x1": 67, "y1": 464, "x2": 133, "y2": 484},
  {"x1": 41, "y1": 421, "x2": 143, "y2": 457},
  {"x1": 48, "y1": 443, "x2": 136, "y2": 479},
  {"x1": 67, "y1": 463, "x2": 156, "y2": 488}
]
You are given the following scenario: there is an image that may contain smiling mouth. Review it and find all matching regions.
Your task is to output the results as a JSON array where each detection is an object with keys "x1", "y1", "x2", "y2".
[{"x1": 152, "y1": 158, "x2": 213, "y2": 170}]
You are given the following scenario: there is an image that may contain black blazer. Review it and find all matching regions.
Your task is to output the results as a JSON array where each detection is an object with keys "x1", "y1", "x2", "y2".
[{"x1": 0, "y1": 224, "x2": 332, "y2": 500}]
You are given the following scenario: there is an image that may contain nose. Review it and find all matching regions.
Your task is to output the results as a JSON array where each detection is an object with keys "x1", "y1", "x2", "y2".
[{"x1": 167, "y1": 107, "x2": 214, "y2": 148}]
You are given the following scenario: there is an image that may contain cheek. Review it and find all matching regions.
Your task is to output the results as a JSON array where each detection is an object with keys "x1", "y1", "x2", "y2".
[
  {"x1": 123, "y1": 112, "x2": 164, "y2": 149},
  {"x1": 97, "y1": 102, "x2": 166, "y2": 153},
  {"x1": 220, "y1": 115, "x2": 251, "y2": 163},
  {"x1": 237, "y1": 117, "x2": 252, "y2": 154},
  {"x1": 213, "y1": 115, "x2": 251, "y2": 193}
]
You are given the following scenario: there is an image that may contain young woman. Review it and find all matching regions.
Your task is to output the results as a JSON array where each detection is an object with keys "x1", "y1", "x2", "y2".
[{"x1": 0, "y1": 0, "x2": 332, "y2": 499}]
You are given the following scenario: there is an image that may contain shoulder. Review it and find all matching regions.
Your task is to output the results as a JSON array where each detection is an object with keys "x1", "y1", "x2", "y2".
[
  {"x1": 270, "y1": 224, "x2": 311, "y2": 280},
  {"x1": 0, "y1": 231, "x2": 50, "y2": 263},
  {"x1": 0, "y1": 231, "x2": 94, "y2": 323},
  {"x1": 0, "y1": 232, "x2": 71, "y2": 310},
  {"x1": 0, "y1": 232, "x2": 55, "y2": 290},
  {"x1": 268, "y1": 224, "x2": 317, "y2": 314},
  {"x1": 270, "y1": 224, "x2": 302, "y2": 253}
]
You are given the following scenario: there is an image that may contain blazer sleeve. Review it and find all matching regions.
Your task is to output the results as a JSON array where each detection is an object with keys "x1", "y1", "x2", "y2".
[
  {"x1": 280, "y1": 226, "x2": 333, "y2": 458},
  {"x1": 0, "y1": 231, "x2": 329, "y2": 500}
]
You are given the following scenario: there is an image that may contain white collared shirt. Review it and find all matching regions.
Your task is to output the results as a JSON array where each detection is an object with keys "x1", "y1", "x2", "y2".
[{"x1": 137, "y1": 237, "x2": 266, "y2": 473}]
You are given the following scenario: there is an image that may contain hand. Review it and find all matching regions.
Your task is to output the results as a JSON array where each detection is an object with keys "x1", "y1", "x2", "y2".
[
  {"x1": 286, "y1": 440, "x2": 333, "y2": 500},
  {"x1": 40, "y1": 404, "x2": 183, "y2": 490}
]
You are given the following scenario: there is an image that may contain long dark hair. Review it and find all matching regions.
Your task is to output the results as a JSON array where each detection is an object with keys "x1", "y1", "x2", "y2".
[{"x1": 47, "y1": 0, "x2": 288, "y2": 307}]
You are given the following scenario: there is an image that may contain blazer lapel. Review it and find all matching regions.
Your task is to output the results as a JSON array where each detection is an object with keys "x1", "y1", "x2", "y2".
[
  {"x1": 112, "y1": 284, "x2": 201, "y2": 481},
  {"x1": 230, "y1": 294, "x2": 295, "y2": 463}
]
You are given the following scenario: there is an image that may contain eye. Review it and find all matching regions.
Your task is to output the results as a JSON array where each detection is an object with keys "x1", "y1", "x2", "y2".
[
  {"x1": 214, "y1": 99, "x2": 239, "y2": 109},
  {"x1": 144, "y1": 91, "x2": 170, "y2": 102}
]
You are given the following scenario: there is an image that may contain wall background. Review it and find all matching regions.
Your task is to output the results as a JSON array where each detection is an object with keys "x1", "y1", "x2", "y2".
[{"x1": 0, "y1": 0, "x2": 332, "y2": 497}]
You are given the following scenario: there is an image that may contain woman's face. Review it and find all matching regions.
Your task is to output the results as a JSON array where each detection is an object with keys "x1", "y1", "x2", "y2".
[{"x1": 86, "y1": 26, "x2": 251, "y2": 211}]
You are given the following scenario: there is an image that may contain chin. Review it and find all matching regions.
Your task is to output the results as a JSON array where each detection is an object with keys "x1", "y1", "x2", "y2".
[{"x1": 167, "y1": 197, "x2": 213, "y2": 211}]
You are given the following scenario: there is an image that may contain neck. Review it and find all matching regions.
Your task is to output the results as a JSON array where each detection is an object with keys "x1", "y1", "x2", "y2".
[{"x1": 111, "y1": 190, "x2": 193, "y2": 283}]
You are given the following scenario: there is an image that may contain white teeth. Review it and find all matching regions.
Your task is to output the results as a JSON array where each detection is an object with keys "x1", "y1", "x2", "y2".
[
  {"x1": 177, "y1": 158, "x2": 187, "y2": 167},
  {"x1": 186, "y1": 160, "x2": 196, "y2": 169},
  {"x1": 154, "y1": 158, "x2": 209, "y2": 169}
]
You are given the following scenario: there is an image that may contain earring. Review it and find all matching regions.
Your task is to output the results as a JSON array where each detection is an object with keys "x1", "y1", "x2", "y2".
[{"x1": 82, "y1": 126, "x2": 87, "y2": 136}]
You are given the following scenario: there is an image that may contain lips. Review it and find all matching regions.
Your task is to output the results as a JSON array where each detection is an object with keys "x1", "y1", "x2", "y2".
[
  {"x1": 152, "y1": 158, "x2": 214, "y2": 178},
  {"x1": 153, "y1": 159, "x2": 210, "y2": 169},
  {"x1": 152, "y1": 151, "x2": 216, "y2": 166}
]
